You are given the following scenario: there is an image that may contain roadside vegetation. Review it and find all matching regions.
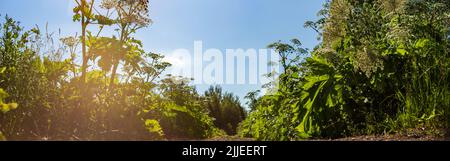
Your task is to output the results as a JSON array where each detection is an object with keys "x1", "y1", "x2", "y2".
[
  {"x1": 1, "y1": 0, "x2": 449, "y2": 141},
  {"x1": 239, "y1": 0, "x2": 450, "y2": 140}
]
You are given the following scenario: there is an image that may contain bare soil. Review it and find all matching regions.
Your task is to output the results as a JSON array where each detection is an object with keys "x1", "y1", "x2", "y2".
[{"x1": 319, "y1": 134, "x2": 448, "y2": 141}]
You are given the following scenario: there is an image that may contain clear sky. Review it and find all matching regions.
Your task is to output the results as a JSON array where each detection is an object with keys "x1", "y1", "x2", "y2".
[{"x1": 0, "y1": 0, "x2": 325, "y2": 106}]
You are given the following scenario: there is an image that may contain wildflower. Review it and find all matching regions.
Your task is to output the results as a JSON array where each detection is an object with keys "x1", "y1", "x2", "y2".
[
  {"x1": 100, "y1": 0, "x2": 118, "y2": 10},
  {"x1": 117, "y1": 0, "x2": 151, "y2": 27},
  {"x1": 60, "y1": 36, "x2": 79, "y2": 48}
]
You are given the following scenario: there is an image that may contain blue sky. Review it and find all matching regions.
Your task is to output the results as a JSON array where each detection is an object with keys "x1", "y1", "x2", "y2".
[{"x1": 0, "y1": 0, "x2": 325, "y2": 105}]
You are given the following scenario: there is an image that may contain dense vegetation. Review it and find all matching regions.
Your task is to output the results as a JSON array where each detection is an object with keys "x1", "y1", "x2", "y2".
[
  {"x1": 0, "y1": 0, "x2": 245, "y2": 140},
  {"x1": 1, "y1": 0, "x2": 449, "y2": 141},
  {"x1": 239, "y1": 0, "x2": 450, "y2": 140}
]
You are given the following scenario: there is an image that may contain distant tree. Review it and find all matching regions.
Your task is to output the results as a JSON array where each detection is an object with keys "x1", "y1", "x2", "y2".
[
  {"x1": 244, "y1": 90, "x2": 260, "y2": 112},
  {"x1": 204, "y1": 86, "x2": 246, "y2": 135}
]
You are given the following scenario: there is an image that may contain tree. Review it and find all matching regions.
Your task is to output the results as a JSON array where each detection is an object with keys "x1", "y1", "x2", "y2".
[
  {"x1": 244, "y1": 90, "x2": 260, "y2": 112},
  {"x1": 204, "y1": 86, "x2": 246, "y2": 135},
  {"x1": 143, "y1": 76, "x2": 224, "y2": 139}
]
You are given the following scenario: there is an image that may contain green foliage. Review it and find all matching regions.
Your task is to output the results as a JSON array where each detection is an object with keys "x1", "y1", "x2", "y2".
[
  {"x1": 2, "y1": 0, "x2": 447, "y2": 141},
  {"x1": 204, "y1": 86, "x2": 246, "y2": 135},
  {"x1": 144, "y1": 119, "x2": 164, "y2": 137},
  {"x1": 239, "y1": 0, "x2": 450, "y2": 140},
  {"x1": 0, "y1": 7, "x2": 231, "y2": 140},
  {"x1": 0, "y1": 67, "x2": 18, "y2": 113},
  {"x1": 0, "y1": 88, "x2": 18, "y2": 113},
  {"x1": 0, "y1": 131, "x2": 6, "y2": 141},
  {"x1": 295, "y1": 56, "x2": 348, "y2": 138},
  {"x1": 143, "y1": 77, "x2": 225, "y2": 139}
]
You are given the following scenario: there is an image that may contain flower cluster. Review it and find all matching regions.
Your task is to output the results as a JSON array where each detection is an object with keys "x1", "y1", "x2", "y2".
[
  {"x1": 60, "y1": 36, "x2": 79, "y2": 47},
  {"x1": 120, "y1": 0, "x2": 151, "y2": 27},
  {"x1": 101, "y1": 0, "x2": 151, "y2": 27},
  {"x1": 121, "y1": 13, "x2": 151, "y2": 27},
  {"x1": 100, "y1": 0, "x2": 118, "y2": 10}
]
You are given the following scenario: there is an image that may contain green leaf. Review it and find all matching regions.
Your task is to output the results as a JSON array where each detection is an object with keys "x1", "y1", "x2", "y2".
[
  {"x1": 73, "y1": 6, "x2": 80, "y2": 13},
  {"x1": 8, "y1": 103, "x2": 18, "y2": 110},
  {"x1": 0, "y1": 131, "x2": 6, "y2": 141},
  {"x1": 326, "y1": 94, "x2": 334, "y2": 107},
  {"x1": 415, "y1": 38, "x2": 429, "y2": 48},
  {"x1": 397, "y1": 48, "x2": 407, "y2": 55},
  {"x1": 302, "y1": 75, "x2": 329, "y2": 90},
  {"x1": 73, "y1": 14, "x2": 81, "y2": 22},
  {"x1": 144, "y1": 119, "x2": 164, "y2": 136},
  {"x1": 292, "y1": 72, "x2": 299, "y2": 79},
  {"x1": 0, "y1": 88, "x2": 9, "y2": 100},
  {"x1": 0, "y1": 67, "x2": 6, "y2": 74},
  {"x1": 1, "y1": 104, "x2": 11, "y2": 113}
]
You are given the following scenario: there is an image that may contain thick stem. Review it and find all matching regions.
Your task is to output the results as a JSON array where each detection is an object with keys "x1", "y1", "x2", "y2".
[
  {"x1": 109, "y1": 63, "x2": 118, "y2": 90},
  {"x1": 109, "y1": 24, "x2": 127, "y2": 91},
  {"x1": 81, "y1": 24, "x2": 87, "y2": 84},
  {"x1": 80, "y1": 0, "x2": 87, "y2": 84}
]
